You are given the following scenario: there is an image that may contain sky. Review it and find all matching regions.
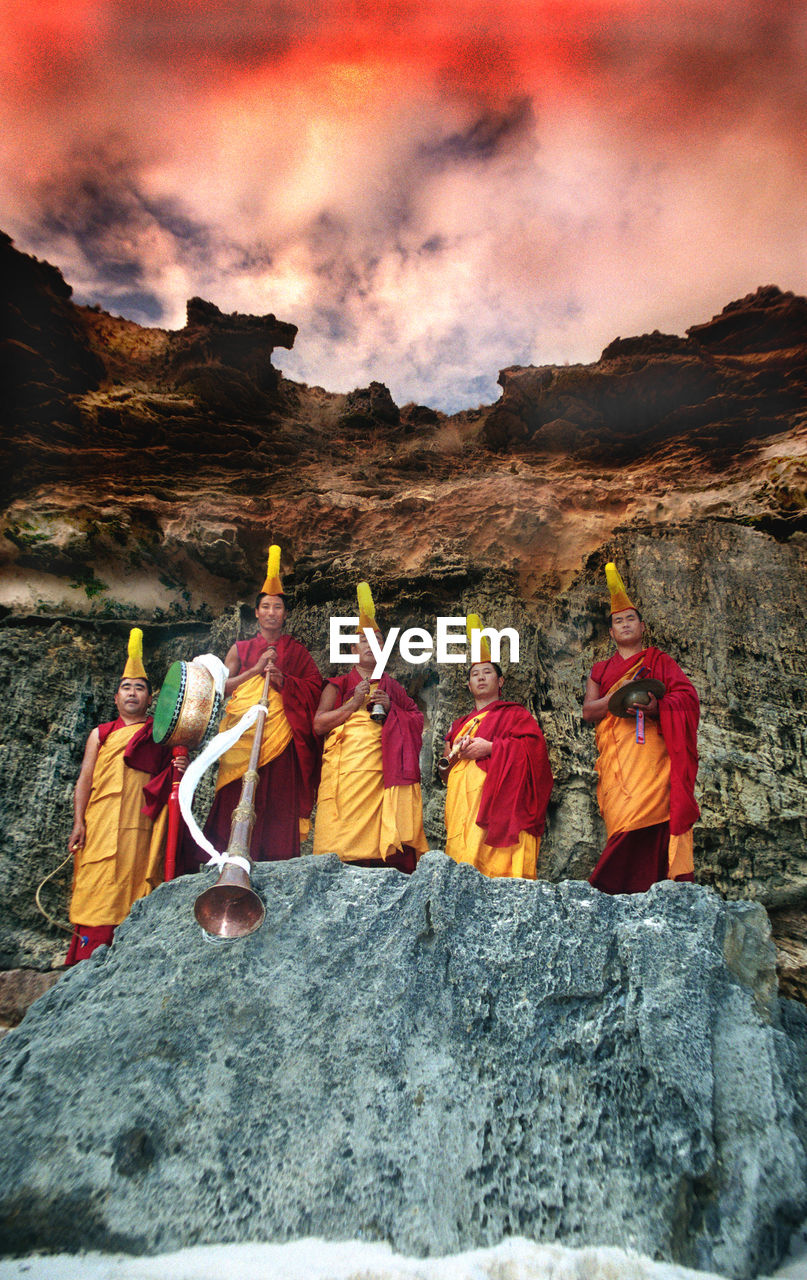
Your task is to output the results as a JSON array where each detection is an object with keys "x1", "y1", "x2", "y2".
[{"x1": 1, "y1": 0, "x2": 806, "y2": 411}]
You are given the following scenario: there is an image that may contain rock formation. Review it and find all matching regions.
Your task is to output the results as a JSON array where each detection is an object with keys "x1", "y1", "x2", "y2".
[
  {"x1": 1, "y1": 232, "x2": 806, "y2": 1011},
  {"x1": 484, "y1": 289, "x2": 807, "y2": 459},
  {"x1": 0, "y1": 856, "x2": 804, "y2": 1279},
  {"x1": 167, "y1": 296, "x2": 298, "y2": 412}
]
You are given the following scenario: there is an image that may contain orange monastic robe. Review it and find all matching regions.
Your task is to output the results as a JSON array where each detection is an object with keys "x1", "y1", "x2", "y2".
[
  {"x1": 214, "y1": 676, "x2": 293, "y2": 793},
  {"x1": 444, "y1": 708, "x2": 540, "y2": 880},
  {"x1": 185, "y1": 634, "x2": 322, "y2": 868},
  {"x1": 595, "y1": 656, "x2": 694, "y2": 878},
  {"x1": 69, "y1": 723, "x2": 168, "y2": 927},
  {"x1": 314, "y1": 699, "x2": 428, "y2": 864}
]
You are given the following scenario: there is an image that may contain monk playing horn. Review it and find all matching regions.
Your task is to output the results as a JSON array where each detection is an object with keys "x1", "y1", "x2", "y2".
[
  {"x1": 583, "y1": 562, "x2": 699, "y2": 894},
  {"x1": 182, "y1": 544, "x2": 322, "y2": 869},
  {"x1": 65, "y1": 628, "x2": 184, "y2": 965},
  {"x1": 441, "y1": 616, "x2": 554, "y2": 879},
  {"x1": 312, "y1": 583, "x2": 428, "y2": 872}
]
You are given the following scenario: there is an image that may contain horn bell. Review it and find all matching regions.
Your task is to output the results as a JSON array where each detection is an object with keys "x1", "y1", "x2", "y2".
[{"x1": 194, "y1": 861, "x2": 266, "y2": 940}]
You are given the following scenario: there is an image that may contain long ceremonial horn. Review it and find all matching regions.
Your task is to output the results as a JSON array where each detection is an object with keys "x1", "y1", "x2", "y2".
[{"x1": 193, "y1": 671, "x2": 270, "y2": 940}]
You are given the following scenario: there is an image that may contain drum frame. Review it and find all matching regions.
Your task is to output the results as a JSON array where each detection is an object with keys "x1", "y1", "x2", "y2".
[{"x1": 154, "y1": 661, "x2": 220, "y2": 748}]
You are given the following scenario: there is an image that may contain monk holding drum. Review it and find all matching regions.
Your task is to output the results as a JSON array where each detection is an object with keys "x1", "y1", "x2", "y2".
[{"x1": 65, "y1": 629, "x2": 183, "y2": 965}]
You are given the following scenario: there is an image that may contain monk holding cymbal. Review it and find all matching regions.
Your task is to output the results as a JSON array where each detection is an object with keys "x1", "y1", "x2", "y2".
[{"x1": 583, "y1": 562, "x2": 699, "y2": 894}]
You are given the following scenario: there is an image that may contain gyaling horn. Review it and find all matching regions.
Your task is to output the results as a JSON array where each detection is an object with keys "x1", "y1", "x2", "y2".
[
  {"x1": 193, "y1": 671, "x2": 271, "y2": 940},
  {"x1": 194, "y1": 858, "x2": 265, "y2": 940}
]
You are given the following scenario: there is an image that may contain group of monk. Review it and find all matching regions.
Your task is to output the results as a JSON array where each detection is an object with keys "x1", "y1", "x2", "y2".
[{"x1": 63, "y1": 550, "x2": 700, "y2": 965}]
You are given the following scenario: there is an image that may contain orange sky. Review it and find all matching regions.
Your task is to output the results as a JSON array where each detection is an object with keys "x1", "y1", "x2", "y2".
[{"x1": 2, "y1": 0, "x2": 806, "y2": 408}]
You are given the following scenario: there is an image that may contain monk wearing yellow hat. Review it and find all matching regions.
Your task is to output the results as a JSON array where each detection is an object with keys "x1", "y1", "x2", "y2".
[
  {"x1": 312, "y1": 583, "x2": 428, "y2": 871},
  {"x1": 441, "y1": 615, "x2": 554, "y2": 879},
  {"x1": 583, "y1": 562, "x2": 699, "y2": 893},
  {"x1": 65, "y1": 629, "x2": 180, "y2": 965},
  {"x1": 183, "y1": 545, "x2": 323, "y2": 867}
]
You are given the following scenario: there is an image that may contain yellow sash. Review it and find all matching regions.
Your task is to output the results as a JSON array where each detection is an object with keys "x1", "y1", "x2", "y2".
[
  {"x1": 444, "y1": 707, "x2": 538, "y2": 879},
  {"x1": 594, "y1": 658, "x2": 694, "y2": 878},
  {"x1": 70, "y1": 724, "x2": 168, "y2": 926},
  {"x1": 214, "y1": 675, "x2": 293, "y2": 792}
]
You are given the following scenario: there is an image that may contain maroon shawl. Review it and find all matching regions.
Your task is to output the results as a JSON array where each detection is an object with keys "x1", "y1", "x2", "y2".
[
  {"x1": 447, "y1": 700, "x2": 554, "y2": 847},
  {"x1": 590, "y1": 646, "x2": 700, "y2": 837},
  {"x1": 236, "y1": 633, "x2": 323, "y2": 817},
  {"x1": 96, "y1": 717, "x2": 174, "y2": 820},
  {"x1": 327, "y1": 669, "x2": 424, "y2": 787}
]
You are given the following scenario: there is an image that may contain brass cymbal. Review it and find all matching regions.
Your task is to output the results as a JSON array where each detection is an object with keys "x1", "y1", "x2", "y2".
[{"x1": 608, "y1": 678, "x2": 666, "y2": 718}]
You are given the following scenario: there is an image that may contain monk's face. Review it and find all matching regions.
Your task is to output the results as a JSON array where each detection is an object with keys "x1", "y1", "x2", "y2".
[
  {"x1": 255, "y1": 594, "x2": 287, "y2": 637},
  {"x1": 353, "y1": 630, "x2": 381, "y2": 668},
  {"x1": 609, "y1": 608, "x2": 644, "y2": 646},
  {"x1": 115, "y1": 678, "x2": 150, "y2": 718},
  {"x1": 468, "y1": 662, "x2": 503, "y2": 701}
]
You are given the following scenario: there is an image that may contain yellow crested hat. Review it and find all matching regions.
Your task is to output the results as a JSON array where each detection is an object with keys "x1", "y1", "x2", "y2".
[
  {"x1": 260, "y1": 544, "x2": 284, "y2": 597},
  {"x1": 466, "y1": 613, "x2": 492, "y2": 664},
  {"x1": 605, "y1": 562, "x2": 636, "y2": 615},
  {"x1": 357, "y1": 581, "x2": 381, "y2": 634},
  {"x1": 122, "y1": 627, "x2": 148, "y2": 680}
]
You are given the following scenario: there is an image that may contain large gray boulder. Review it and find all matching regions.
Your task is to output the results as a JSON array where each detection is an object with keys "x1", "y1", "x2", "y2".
[{"x1": 0, "y1": 853, "x2": 805, "y2": 1277}]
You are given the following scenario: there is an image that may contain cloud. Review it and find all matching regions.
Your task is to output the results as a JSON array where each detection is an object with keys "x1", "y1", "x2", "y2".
[{"x1": 1, "y1": 0, "x2": 806, "y2": 409}]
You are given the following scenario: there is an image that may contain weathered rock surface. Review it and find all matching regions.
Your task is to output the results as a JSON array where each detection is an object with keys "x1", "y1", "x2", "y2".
[
  {"x1": 483, "y1": 287, "x2": 807, "y2": 459},
  {"x1": 0, "y1": 856, "x2": 805, "y2": 1278},
  {"x1": 2, "y1": 232, "x2": 807, "y2": 1000},
  {"x1": 167, "y1": 297, "x2": 298, "y2": 413},
  {"x1": 770, "y1": 907, "x2": 807, "y2": 1004},
  {"x1": 0, "y1": 233, "x2": 104, "y2": 501},
  {"x1": 0, "y1": 970, "x2": 60, "y2": 1038}
]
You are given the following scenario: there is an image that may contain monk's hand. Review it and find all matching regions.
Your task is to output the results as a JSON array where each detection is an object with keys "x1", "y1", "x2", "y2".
[
  {"x1": 68, "y1": 820, "x2": 86, "y2": 853},
  {"x1": 175, "y1": 755, "x2": 188, "y2": 774},
  {"x1": 267, "y1": 662, "x2": 285, "y2": 690},
  {"x1": 369, "y1": 688, "x2": 390, "y2": 712},
  {"x1": 352, "y1": 676, "x2": 371, "y2": 707},
  {"x1": 631, "y1": 693, "x2": 659, "y2": 719},
  {"x1": 460, "y1": 736, "x2": 493, "y2": 760}
]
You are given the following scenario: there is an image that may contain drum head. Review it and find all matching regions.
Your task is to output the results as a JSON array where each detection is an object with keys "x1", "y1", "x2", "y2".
[{"x1": 152, "y1": 661, "x2": 186, "y2": 742}]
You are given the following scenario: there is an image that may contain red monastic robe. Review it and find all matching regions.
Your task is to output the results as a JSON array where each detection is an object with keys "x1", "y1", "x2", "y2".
[
  {"x1": 447, "y1": 701, "x2": 554, "y2": 844},
  {"x1": 65, "y1": 717, "x2": 174, "y2": 965},
  {"x1": 182, "y1": 633, "x2": 322, "y2": 868},
  {"x1": 588, "y1": 646, "x2": 699, "y2": 894},
  {"x1": 444, "y1": 700, "x2": 554, "y2": 878},
  {"x1": 324, "y1": 669, "x2": 425, "y2": 788},
  {"x1": 312, "y1": 669, "x2": 428, "y2": 872}
]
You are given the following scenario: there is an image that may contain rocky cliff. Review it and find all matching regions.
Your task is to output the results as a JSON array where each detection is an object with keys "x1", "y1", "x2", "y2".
[
  {"x1": 1, "y1": 234, "x2": 806, "y2": 1002},
  {"x1": 0, "y1": 858, "x2": 805, "y2": 1278}
]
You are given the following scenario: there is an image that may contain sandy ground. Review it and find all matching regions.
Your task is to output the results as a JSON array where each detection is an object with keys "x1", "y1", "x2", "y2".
[{"x1": 0, "y1": 1236, "x2": 806, "y2": 1280}]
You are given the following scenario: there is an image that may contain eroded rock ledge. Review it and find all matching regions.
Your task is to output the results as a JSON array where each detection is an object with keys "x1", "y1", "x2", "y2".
[{"x1": 0, "y1": 854, "x2": 804, "y2": 1277}]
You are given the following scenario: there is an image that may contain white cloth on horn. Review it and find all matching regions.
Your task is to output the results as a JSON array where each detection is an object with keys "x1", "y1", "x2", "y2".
[{"x1": 178, "y1": 702, "x2": 268, "y2": 867}]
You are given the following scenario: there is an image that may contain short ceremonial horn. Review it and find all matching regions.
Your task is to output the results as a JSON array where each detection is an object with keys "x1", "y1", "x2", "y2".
[{"x1": 193, "y1": 671, "x2": 270, "y2": 940}]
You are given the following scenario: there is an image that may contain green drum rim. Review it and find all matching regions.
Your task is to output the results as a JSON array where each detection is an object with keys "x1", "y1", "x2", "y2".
[{"x1": 153, "y1": 661, "x2": 185, "y2": 742}]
